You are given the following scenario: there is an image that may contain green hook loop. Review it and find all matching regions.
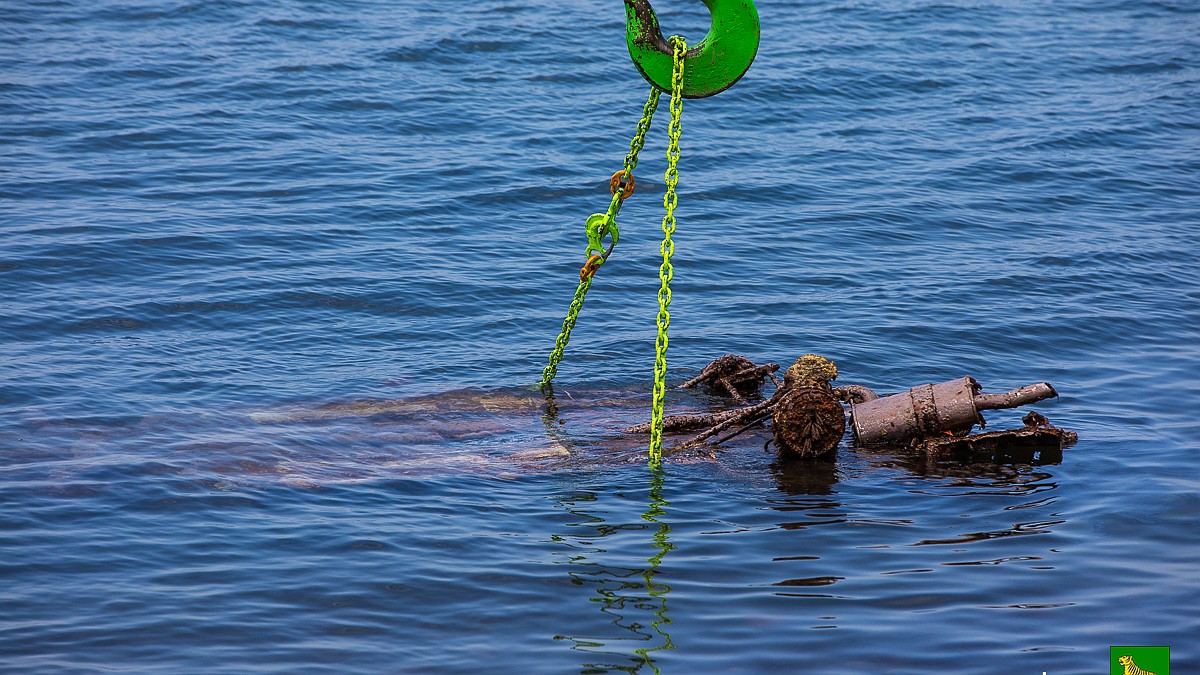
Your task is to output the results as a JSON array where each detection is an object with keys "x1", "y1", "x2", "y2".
[
  {"x1": 624, "y1": 0, "x2": 760, "y2": 99},
  {"x1": 585, "y1": 212, "x2": 619, "y2": 260}
]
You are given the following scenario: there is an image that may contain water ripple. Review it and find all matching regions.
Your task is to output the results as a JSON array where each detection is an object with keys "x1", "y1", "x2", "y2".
[{"x1": 2, "y1": 0, "x2": 1199, "y2": 672}]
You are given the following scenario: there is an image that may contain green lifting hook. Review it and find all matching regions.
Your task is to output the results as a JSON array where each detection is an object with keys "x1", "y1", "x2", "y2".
[{"x1": 625, "y1": 0, "x2": 760, "y2": 99}]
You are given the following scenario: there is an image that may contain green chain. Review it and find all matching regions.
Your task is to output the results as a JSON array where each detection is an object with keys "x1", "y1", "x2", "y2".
[
  {"x1": 623, "y1": 88, "x2": 662, "y2": 183},
  {"x1": 539, "y1": 275, "x2": 591, "y2": 390},
  {"x1": 648, "y1": 36, "x2": 686, "y2": 469},
  {"x1": 539, "y1": 87, "x2": 662, "y2": 391}
]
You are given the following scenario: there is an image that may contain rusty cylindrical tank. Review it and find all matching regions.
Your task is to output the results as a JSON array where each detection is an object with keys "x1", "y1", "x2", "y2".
[{"x1": 849, "y1": 377, "x2": 1057, "y2": 446}]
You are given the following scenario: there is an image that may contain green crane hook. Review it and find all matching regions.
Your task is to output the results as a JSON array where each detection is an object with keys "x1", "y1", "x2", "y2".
[{"x1": 624, "y1": 0, "x2": 760, "y2": 99}]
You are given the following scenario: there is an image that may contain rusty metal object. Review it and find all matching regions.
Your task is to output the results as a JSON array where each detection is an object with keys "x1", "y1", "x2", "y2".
[
  {"x1": 627, "y1": 355, "x2": 1071, "y2": 472},
  {"x1": 849, "y1": 377, "x2": 1058, "y2": 446},
  {"x1": 580, "y1": 253, "x2": 605, "y2": 281},
  {"x1": 675, "y1": 354, "x2": 779, "y2": 402},
  {"x1": 609, "y1": 170, "x2": 635, "y2": 199},
  {"x1": 771, "y1": 355, "x2": 845, "y2": 459},
  {"x1": 833, "y1": 384, "x2": 878, "y2": 404},
  {"x1": 625, "y1": 355, "x2": 779, "y2": 436},
  {"x1": 623, "y1": 406, "x2": 744, "y2": 434},
  {"x1": 917, "y1": 412, "x2": 1077, "y2": 466}
]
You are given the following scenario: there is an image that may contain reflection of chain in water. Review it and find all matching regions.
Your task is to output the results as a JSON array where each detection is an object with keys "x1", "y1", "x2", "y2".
[
  {"x1": 550, "y1": 470, "x2": 676, "y2": 674},
  {"x1": 541, "y1": 383, "x2": 560, "y2": 430},
  {"x1": 633, "y1": 470, "x2": 676, "y2": 673},
  {"x1": 539, "y1": 383, "x2": 581, "y2": 458}
]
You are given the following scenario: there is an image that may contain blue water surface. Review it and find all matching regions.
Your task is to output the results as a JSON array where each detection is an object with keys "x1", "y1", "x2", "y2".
[{"x1": 2, "y1": 0, "x2": 1198, "y2": 673}]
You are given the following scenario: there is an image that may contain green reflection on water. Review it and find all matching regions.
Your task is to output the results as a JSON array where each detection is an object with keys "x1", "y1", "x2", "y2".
[
  {"x1": 552, "y1": 469, "x2": 677, "y2": 674},
  {"x1": 632, "y1": 470, "x2": 676, "y2": 674}
]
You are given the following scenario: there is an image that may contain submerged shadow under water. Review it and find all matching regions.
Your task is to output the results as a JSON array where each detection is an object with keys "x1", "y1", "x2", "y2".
[{"x1": 6, "y1": 383, "x2": 1069, "y2": 495}]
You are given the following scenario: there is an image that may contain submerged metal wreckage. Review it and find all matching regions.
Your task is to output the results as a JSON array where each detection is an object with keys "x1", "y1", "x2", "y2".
[
  {"x1": 529, "y1": 1, "x2": 1072, "y2": 472},
  {"x1": 627, "y1": 354, "x2": 1076, "y2": 464}
]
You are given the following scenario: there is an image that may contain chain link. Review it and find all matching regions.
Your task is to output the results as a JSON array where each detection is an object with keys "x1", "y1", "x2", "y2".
[
  {"x1": 623, "y1": 88, "x2": 662, "y2": 183},
  {"x1": 649, "y1": 36, "x2": 687, "y2": 468},
  {"x1": 539, "y1": 276, "x2": 592, "y2": 388}
]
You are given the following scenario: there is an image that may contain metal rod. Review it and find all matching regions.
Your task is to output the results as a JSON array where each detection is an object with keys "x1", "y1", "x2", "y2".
[{"x1": 974, "y1": 382, "x2": 1058, "y2": 411}]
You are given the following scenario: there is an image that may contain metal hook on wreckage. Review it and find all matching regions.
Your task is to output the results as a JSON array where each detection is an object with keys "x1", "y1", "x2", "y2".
[{"x1": 625, "y1": 0, "x2": 760, "y2": 98}]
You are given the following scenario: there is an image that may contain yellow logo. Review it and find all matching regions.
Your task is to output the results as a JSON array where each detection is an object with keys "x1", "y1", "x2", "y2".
[{"x1": 1110, "y1": 646, "x2": 1169, "y2": 675}]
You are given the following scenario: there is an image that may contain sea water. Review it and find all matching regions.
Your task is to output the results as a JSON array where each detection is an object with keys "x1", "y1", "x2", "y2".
[{"x1": 2, "y1": 1, "x2": 1197, "y2": 672}]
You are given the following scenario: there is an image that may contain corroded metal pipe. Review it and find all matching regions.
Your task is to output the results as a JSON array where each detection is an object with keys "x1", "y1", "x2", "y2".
[
  {"x1": 849, "y1": 377, "x2": 1058, "y2": 446},
  {"x1": 974, "y1": 383, "x2": 1058, "y2": 411}
]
